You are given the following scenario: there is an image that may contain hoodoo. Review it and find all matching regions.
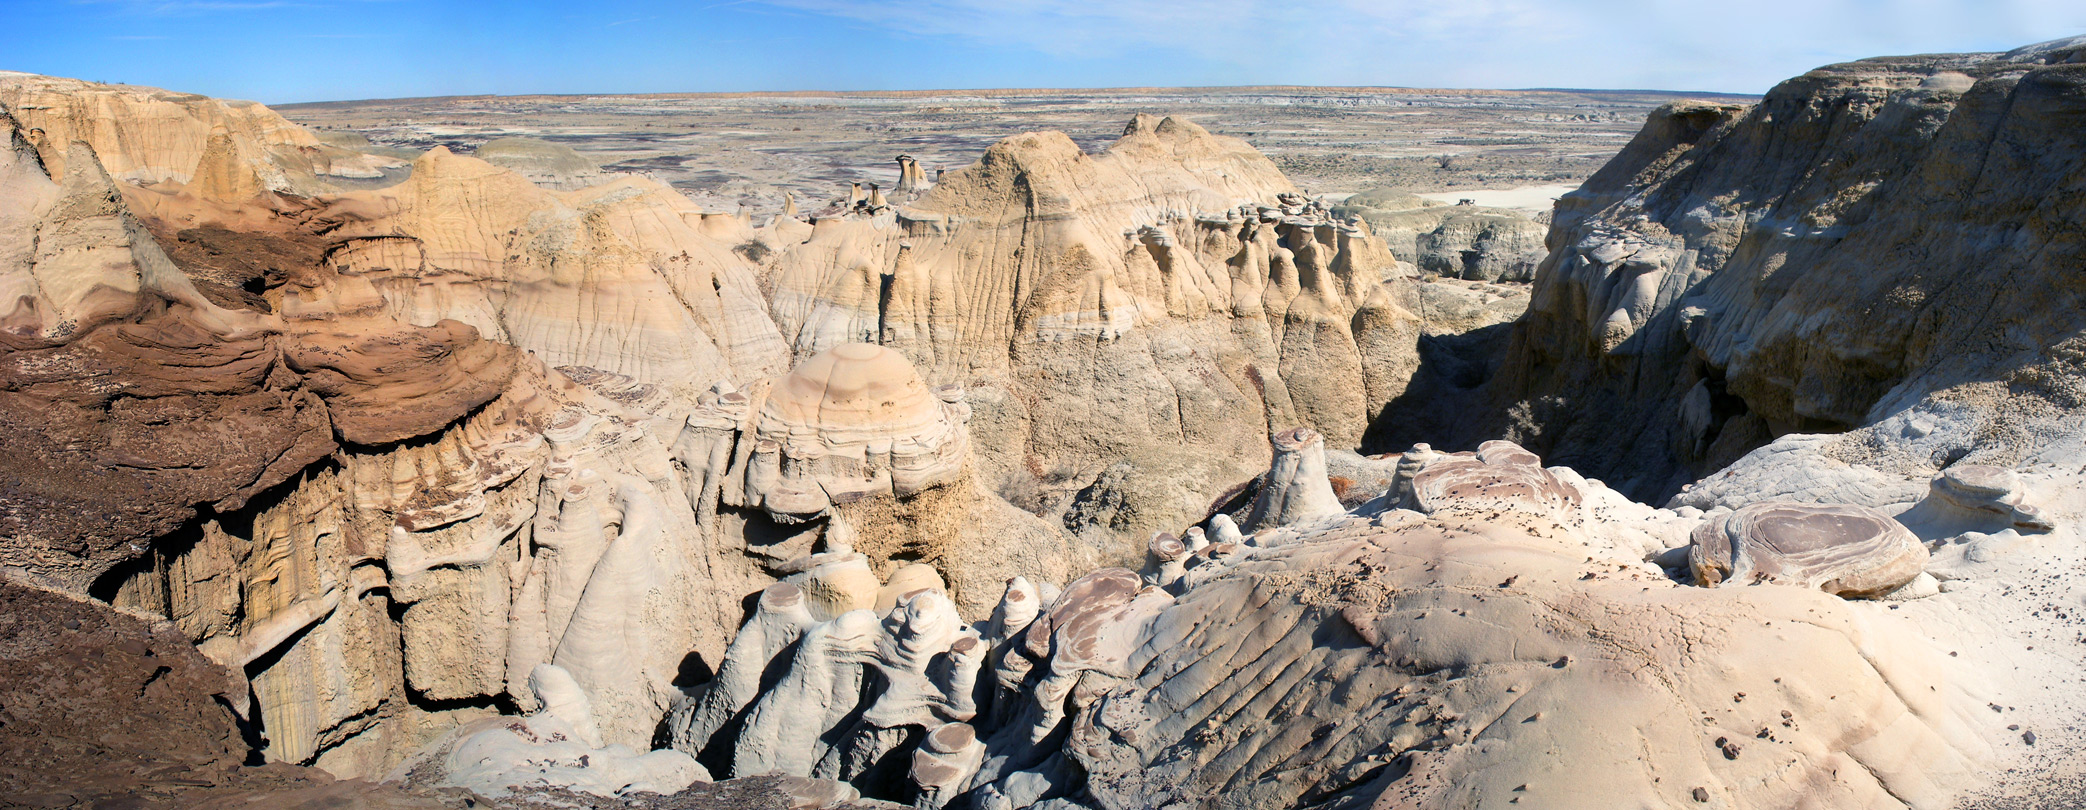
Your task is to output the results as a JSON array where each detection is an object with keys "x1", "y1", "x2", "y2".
[{"x1": 8, "y1": 31, "x2": 2086, "y2": 810}]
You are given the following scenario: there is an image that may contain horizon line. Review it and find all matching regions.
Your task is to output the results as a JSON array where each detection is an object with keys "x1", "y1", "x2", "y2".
[{"x1": 270, "y1": 83, "x2": 1763, "y2": 109}]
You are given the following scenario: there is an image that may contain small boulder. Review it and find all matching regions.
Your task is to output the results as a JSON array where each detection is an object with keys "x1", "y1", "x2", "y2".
[{"x1": 1689, "y1": 502, "x2": 1928, "y2": 598}]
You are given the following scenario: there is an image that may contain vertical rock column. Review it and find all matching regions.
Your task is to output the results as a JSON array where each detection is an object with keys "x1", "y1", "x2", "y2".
[{"x1": 1243, "y1": 428, "x2": 1346, "y2": 531}]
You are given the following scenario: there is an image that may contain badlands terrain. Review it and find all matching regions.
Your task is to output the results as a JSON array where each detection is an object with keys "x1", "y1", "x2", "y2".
[
  {"x1": 272, "y1": 86, "x2": 1732, "y2": 216},
  {"x1": 4, "y1": 34, "x2": 2086, "y2": 810}
]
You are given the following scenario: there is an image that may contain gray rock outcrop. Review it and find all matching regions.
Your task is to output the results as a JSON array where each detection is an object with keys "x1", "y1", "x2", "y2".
[{"x1": 1479, "y1": 39, "x2": 2086, "y2": 501}]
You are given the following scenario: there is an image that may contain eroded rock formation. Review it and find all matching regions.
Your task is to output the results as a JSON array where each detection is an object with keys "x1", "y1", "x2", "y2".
[
  {"x1": 762, "y1": 114, "x2": 1440, "y2": 551},
  {"x1": 737, "y1": 342, "x2": 970, "y2": 521},
  {"x1": 0, "y1": 71, "x2": 403, "y2": 203},
  {"x1": 13, "y1": 37, "x2": 2086, "y2": 809},
  {"x1": 1332, "y1": 187, "x2": 1548, "y2": 282},
  {"x1": 474, "y1": 137, "x2": 609, "y2": 191},
  {"x1": 312, "y1": 145, "x2": 792, "y2": 393},
  {"x1": 1482, "y1": 37, "x2": 2086, "y2": 501},
  {"x1": 684, "y1": 437, "x2": 1986, "y2": 809},
  {"x1": 401, "y1": 663, "x2": 711, "y2": 798},
  {"x1": 1688, "y1": 501, "x2": 1928, "y2": 596},
  {"x1": 0, "y1": 116, "x2": 502, "y2": 594}
]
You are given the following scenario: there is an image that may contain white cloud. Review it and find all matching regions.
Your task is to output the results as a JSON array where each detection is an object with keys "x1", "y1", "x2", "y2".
[{"x1": 755, "y1": 0, "x2": 2086, "y2": 91}]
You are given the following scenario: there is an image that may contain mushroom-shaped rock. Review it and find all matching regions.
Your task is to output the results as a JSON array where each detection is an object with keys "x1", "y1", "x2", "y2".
[
  {"x1": 911, "y1": 722, "x2": 985, "y2": 808},
  {"x1": 1409, "y1": 440, "x2": 1580, "y2": 516},
  {"x1": 1689, "y1": 501, "x2": 1930, "y2": 598},
  {"x1": 895, "y1": 154, "x2": 929, "y2": 195},
  {"x1": 1391, "y1": 442, "x2": 1443, "y2": 508},
  {"x1": 1181, "y1": 526, "x2": 1209, "y2": 553},
  {"x1": 983, "y1": 578, "x2": 1044, "y2": 728},
  {"x1": 1145, "y1": 532, "x2": 1189, "y2": 589},
  {"x1": 746, "y1": 343, "x2": 970, "y2": 521},
  {"x1": 877, "y1": 588, "x2": 963, "y2": 675},
  {"x1": 793, "y1": 552, "x2": 883, "y2": 621},
  {"x1": 1928, "y1": 465, "x2": 2053, "y2": 533},
  {"x1": 1021, "y1": 569, "x2": 1144, "y2": 663},
  {"x1": 1243, "y1": 428, "x2": 1347, "y2": 532},
  {"x1": 1016, "y1": 568, "x2": 1166, "y2": 743},
  {"x1": 876, "y1": 563, "x2": 950, "y2": 615},
  {"x1": 988, "y1": 576, "x2": 1042, "y2": 641}
]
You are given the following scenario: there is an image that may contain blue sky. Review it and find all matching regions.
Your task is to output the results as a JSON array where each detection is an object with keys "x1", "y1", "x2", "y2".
[{"x1": 2, "y1": 0, "x2": 2082, "y2": 104}]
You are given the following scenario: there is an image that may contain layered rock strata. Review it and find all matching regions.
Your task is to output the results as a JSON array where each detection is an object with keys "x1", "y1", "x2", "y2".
[
  {"x1": 1688, "y1": 501, "x2": 1928, "y2": 596},
  {"x1": 19, "y1": 38, "x2": 2086, "y2": 809},
  {"x1": 761, "y1": 115, "x2": 1432, "y2": 550},
  {"x1": 0, "y1": 118, "x2": 508, "y2": 594},
  {"x1": 0, "y1": 71, "x2": 404, "y2": 202}
]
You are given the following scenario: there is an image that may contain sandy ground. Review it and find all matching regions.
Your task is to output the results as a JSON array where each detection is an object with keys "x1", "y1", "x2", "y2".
[{"x1": 1415, "y1": 182, "x2": 1582, "y2": 215}]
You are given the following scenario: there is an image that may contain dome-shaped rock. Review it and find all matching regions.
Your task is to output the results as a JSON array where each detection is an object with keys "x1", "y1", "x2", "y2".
[
  {"x1": 1689, "y1": 501, "x2": 1929, "y2": 598},
  {"x1": 745, "y1": 342, "x2": 970, "y2": 519}
]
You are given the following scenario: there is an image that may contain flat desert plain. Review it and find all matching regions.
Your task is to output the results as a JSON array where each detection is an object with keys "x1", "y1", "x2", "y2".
[{"x1": 277, "y1": 86, "x2": 1754, "y2": 215}]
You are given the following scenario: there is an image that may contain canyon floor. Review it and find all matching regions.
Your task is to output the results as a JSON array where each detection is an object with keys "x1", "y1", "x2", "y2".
[{"x1": 274, "y1": 86, "x2": 1749, "y2": 215}]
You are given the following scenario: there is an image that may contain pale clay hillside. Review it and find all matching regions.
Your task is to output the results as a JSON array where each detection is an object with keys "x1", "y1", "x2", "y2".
[{"x1": 1, "y1": 36, "x2": 2086, "y2": 810}]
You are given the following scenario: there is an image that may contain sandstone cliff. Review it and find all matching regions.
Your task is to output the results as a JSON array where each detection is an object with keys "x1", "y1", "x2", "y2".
[{"x1": 2, "y1": 78, "x2": 1462, "y2": 776}]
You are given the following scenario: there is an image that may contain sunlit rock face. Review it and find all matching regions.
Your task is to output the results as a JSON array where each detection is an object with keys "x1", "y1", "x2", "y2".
[
  {"x1": 742, "y1": 342, "x2": 971, "y2": 521},
  {"x1": 311, "y1": 146, "x2": 792, "y2": 396},
  {"x1": 0, "y1": 71, "x2": 403, "y2": 202},
  {"x1": 1688, "y1": 501, "x2": 1928, "y2": 597},
  {"x1": 759, "y1": 114, "x2": 1450, "y2": 555},
  {"x1": 653, "y1": 40, "x2": 2086, "y2": 807},
  {"x1": 0, "y1": 114, "x2": 508, "y2": 595},
  {"x1": 0, "y1": 107, "x2": 765, "y2": 771},
  {"x1": 472, "y1": 136, "x2": 608, "y2": 191},
  {"x1": 1332, "y1": 188, "x2": 1549, "y2": 282}
]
